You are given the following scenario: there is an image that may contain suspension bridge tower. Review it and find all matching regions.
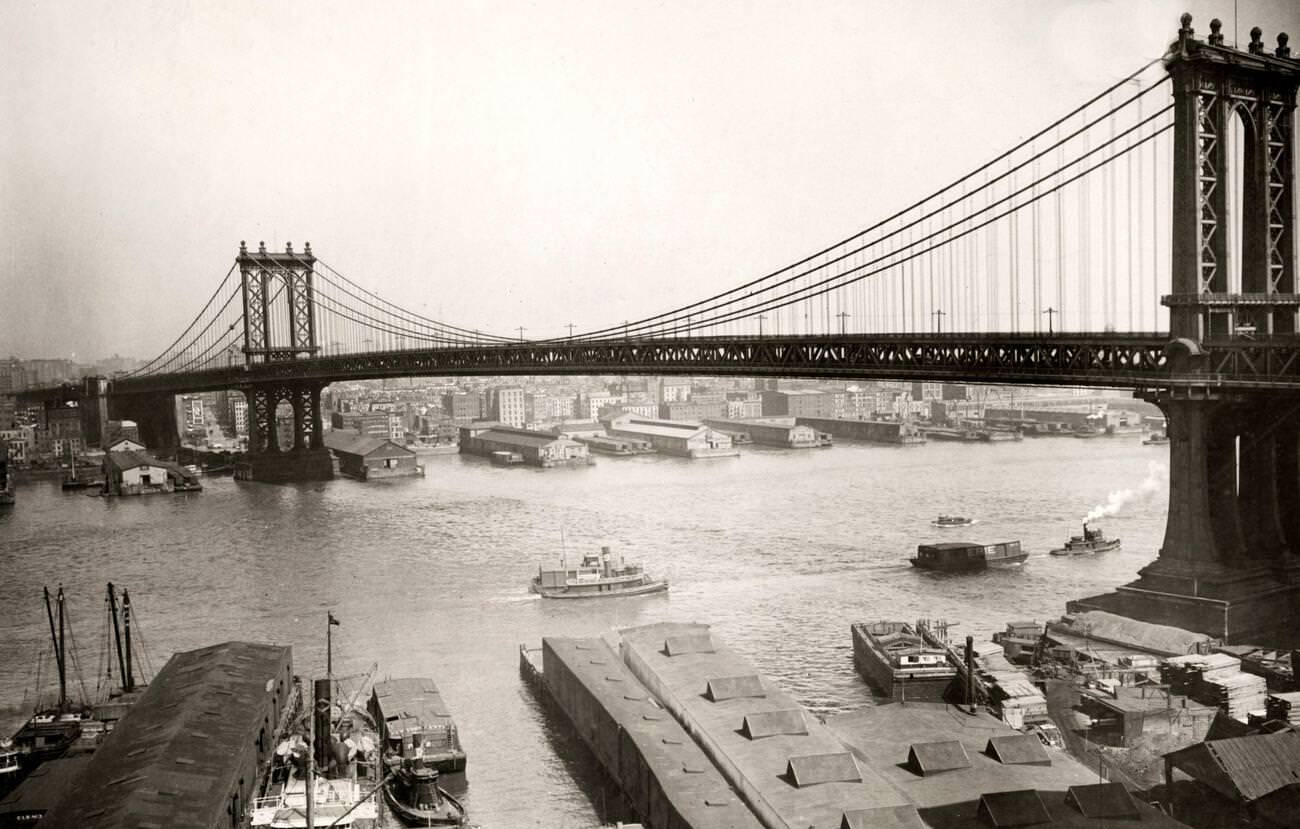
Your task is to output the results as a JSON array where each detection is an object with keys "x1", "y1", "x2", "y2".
[
  {"x1": 1074, "y1": 15, "x2": 1300, "y2": 643},
  {"x1": 232, "y1": 241, "x2": 334, "y2": 482}
]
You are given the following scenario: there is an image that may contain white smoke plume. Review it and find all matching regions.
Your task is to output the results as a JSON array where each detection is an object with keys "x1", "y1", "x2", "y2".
[{"x1": 1084, "y1": 461, "x2": 1167, "y2": 523}]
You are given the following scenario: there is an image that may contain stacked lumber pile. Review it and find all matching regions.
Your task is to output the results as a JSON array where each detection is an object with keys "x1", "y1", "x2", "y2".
[{"x1": 1197, "y1": 672, "x2": 1268, "y2": 722}]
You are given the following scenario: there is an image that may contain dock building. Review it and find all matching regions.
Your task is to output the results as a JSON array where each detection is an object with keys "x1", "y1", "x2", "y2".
[
  {"x1": 703, "y1": 418, "x2": 827, "y2": 449},
  {"x1": 103, "y1": 449, "x2": 173, "y2": 495},
  {"x1": 618, "y1": 622, "x2": 919, "y2": 829},
  {"x1": 793, "y1": 417, "x2": 925, "y2": 445},
  {"x1": 324, "y1": 431, "x2": 423, "y2": 480},
  {"x1": 603, "y1": 414, "x2": 738, "y2": 459},
  {"x1": 540, "y1": 637, "x2": 764, "y2": 829},
  {"x1": 824, "y1": 703, "x2": 1188, "y2": 828},
  {"x1": 38, "y1": 641, "x2": 293, "y2": 829},
  {"x1": 458, "y1": 423, "x2": 591, "y2": 467}
]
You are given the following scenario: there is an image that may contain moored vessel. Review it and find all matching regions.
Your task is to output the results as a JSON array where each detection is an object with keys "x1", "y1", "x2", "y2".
[
  {"x1": 1049, "y1": 523, "x2": 1121, "y2": 555},
  {"x1": 851, "y1": 621, "x2": 957, "y2": 702},
  {"x1": 910, "y1": 540, "x2": 1026, "y2": 571},
  {"x1": 371, "y1": 678, "x2": 467, "y2": 825},
  {"x1": 1143, "y1": 432, "x2": 1170, "y2": 445},
  {"x1": 531, "y1": 546, "x2": 668, "y2": 598}
]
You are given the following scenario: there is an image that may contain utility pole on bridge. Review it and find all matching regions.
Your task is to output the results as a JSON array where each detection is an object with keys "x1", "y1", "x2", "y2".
[
  {"x1": 565, "y1": 323, "x2": 576, "y2": 339},
  {"x1": 931, "y1": 309, "x2": 946, "y2": 334},
  {"x1": 757, "y1": 314, "x2": 766, "y2": 336},
  {"x1": 836, "y1": 311, "x2": 850, "y2": 335},
  {"x1": 1042, "y1": 307, "x2": 1058, "y2": 334},
  {"x1": 516, "y1": 326, "x2": 527, "y2": 341}
]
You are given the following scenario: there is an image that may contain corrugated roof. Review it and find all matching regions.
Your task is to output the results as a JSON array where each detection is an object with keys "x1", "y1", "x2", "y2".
[
  {"x1": 1166, "y1": 730, "x2": 1300, "y2": 802},
  {"x1": 324, "y1": 430, "x2": 412, "y2": 457},
  {"x1": 39, "y1": 641, "x2": 291, "y2": 829},
  {"x1": 465, "y1": 426, "x2": 573, "y2": 449},
  {"x1": 1051, "y1": 611, "x2": 1210, "y2": 657},
  {"x1": 104, "y1": 449, "x2": 166, "y2": 472}
]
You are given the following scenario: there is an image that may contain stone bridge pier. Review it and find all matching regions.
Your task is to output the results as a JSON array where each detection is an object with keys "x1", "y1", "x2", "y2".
[
  {"x1": 233, "y1": 381, "x2": 333, "y2": 483},
  {"x1": 108, "y1": 391, "x2": 180, "y2": 454},
  {"x1": 1073, "y1": 389, "x2": 1300, "y2": 644}
]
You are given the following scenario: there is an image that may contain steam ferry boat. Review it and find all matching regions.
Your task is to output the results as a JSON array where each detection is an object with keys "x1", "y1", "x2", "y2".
[
  {"x1": 1049, "y1": 523, "x2": 1121, "y2": 555},
  {"x1": 531, "y1": 546, "x2": 668, "y2": 598}
]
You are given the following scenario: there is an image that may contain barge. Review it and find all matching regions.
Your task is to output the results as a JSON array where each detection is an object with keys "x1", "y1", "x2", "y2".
[
  {"x1": 910, "y1": 540, "x2": 1027, "y2": 571},
  {"x1": 851, "y1": 621, "x2": 958, "y2": 702},
  {"x1": 369, "y1": 677, "x2": 467, "y2": 775}
]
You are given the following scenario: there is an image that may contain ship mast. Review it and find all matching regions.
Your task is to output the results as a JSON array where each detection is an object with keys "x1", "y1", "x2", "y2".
[
  {"x1": 108, "y1": 583, "x2": 127, "y2": 690},
  {"x1": 43, "y1": 586, "x2": 67, "y2": 711},
  {"x1": 122, "y1": 588, "x2": 135, "y2": 692}
]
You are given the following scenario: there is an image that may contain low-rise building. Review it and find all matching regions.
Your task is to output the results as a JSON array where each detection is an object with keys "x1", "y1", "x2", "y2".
[
  {"x1": 603, "y1": 413, "x2": 737, "y2": 459},
  {"x1": 325, "y1": 432, "x2": 423, "y2": 480},
  {"x1": 704, "y1": 417, "x2": 828, "y2": 448},
  {"x1": 103, "y1": 450, "x2": 173, "y2": 495},
  {"x1": 659, "y1": 400, "x2": 726, "y2": 421},
  {"x1": 458, "y1": 423, "x2": 591, "y2": 468},
  {"x1": 37, "y1": 642, "x2": 293, "y2": 829}
]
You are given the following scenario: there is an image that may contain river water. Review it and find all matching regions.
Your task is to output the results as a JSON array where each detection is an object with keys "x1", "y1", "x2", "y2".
[{"x1": 0, "y1": 435, "x2": 1169, "y2": 827}]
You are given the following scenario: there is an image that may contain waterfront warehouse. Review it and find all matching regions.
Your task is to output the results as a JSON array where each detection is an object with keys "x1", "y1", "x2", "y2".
[
  {"x1": 38, "y1": 641, "x2": 293, "y2": 829},
  {"x1": 702, "y1": 418, "x2": 827, "y2": 449},
  {"x1": 824, "y1": 702, "x2": 1189, "y2": 828},
  {"x1": 617, "y1": 622, "x2": 918, "y2": 829},
  {"x1": 324, "y1": 431, "x2": 423, "y2": 480},
  {"x1": 458, "y1": 423, "x2": 592, "y2": 467},
  {"x1": 602, "y1": 414, "x2": 738, "y2": 459},
  {"x1": 541, "y1": 636, "x2": 763, "y2": 829}
]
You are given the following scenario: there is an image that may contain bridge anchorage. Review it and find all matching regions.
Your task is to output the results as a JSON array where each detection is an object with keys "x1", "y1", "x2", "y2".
[
  {"x1": 231, "y1": 241, "x2": 333, "y2": 482},
  {"x1": 1072, "y1": 14, "x2": 1300, "y2": 644}
]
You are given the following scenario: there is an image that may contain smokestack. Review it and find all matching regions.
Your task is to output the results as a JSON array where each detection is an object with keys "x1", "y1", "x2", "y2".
[
  {"x1": 314, "y1": 678, "x2": 332, "y2": 770},
  {"x1": 965, "y1": 635, "x2": 976, "y2": 714}
]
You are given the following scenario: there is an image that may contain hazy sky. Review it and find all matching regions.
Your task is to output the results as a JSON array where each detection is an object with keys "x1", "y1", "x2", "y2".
[{"x1": 2, "y1": 0, "x2": 1297, "y2": 360}]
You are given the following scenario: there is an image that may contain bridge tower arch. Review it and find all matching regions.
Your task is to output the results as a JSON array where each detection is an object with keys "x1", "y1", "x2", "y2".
[
  {"x1": 233, "y1": 241, "x2": 332, "y2": 482},
  {"x1": 1074, "y1": 15, "x2": 1300, "y2": 643}
]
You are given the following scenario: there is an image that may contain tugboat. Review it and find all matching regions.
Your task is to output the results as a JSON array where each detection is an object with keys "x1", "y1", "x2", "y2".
[
  {"x1": 1049, "y1": 523, "x2": 1121, "y2": 555},
  {"x1": 931, "y1": 515, "x2": 976, "y2": 527},
  {"x1": 1143, "y1": 432, "x2": 1170, "y2": 445},
  {"x1": 532, "y1": 546, "x2": 668, "y2": 598},
  {"x1": 910, "y1": 540, "x2": 1027, "y2": 571}
]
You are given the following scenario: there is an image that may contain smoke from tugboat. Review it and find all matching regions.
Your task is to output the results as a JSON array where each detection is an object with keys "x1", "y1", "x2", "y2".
[{"x1": 1083, "y1": 461, "x2": 1166, "y2": 524}]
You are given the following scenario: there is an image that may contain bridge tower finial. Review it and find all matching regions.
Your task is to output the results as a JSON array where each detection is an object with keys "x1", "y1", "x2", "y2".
[
  {"x1": 1249, "y1": 26, "x2": 1265, "y2": 55},
  {"x1": 1277, "y1": 32, "x2": 1291, "y2": 58},
  {"x1": 1207, "y1": 19, "x2": 1223, "y2": 47}
]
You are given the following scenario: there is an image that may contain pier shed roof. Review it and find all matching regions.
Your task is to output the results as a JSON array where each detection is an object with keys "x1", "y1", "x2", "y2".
[
  {"x1": 827, "y1": 704, "x2": 1187, "y2": 827},
  {"x1": 324, "y1": 431, "x2": 413, "y2": 458},
  {"x1": 38, "y1": 641, "x2": 292, "y2": 829},
  {"x1": 619, "y1": 621, "x2": 913, "y2": 829},
  {"x1": 371, "y1": 677, "x2": 453, "y2": 738},
  {"x1": 540, "y1": 637, "x2": 763, "y2": 829}
]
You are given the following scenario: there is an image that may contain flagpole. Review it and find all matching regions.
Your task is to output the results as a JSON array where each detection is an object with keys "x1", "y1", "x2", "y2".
[{"x1": 327, "y1": 613, "x2": 332, "y2": 684}]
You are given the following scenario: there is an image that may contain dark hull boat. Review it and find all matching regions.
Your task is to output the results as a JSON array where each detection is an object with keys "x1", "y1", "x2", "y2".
[
  {"x1": 1050, "y1": 523, "x2": 1120, "y2": 555},
  {"x1": 382, "y1": 765, "x2": 466, "y2": 826},
  {"x1": 532, "y1": 546, "x2": 668, "y2": 599},
  {"x1": 910, "y1": 540, "x2": 1027, "y2": 571}
]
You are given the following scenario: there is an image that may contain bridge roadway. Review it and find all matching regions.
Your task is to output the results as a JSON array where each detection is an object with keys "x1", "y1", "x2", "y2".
[{"x1": 20, "y1": 331, "x2": 1300, "y2": 404}]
